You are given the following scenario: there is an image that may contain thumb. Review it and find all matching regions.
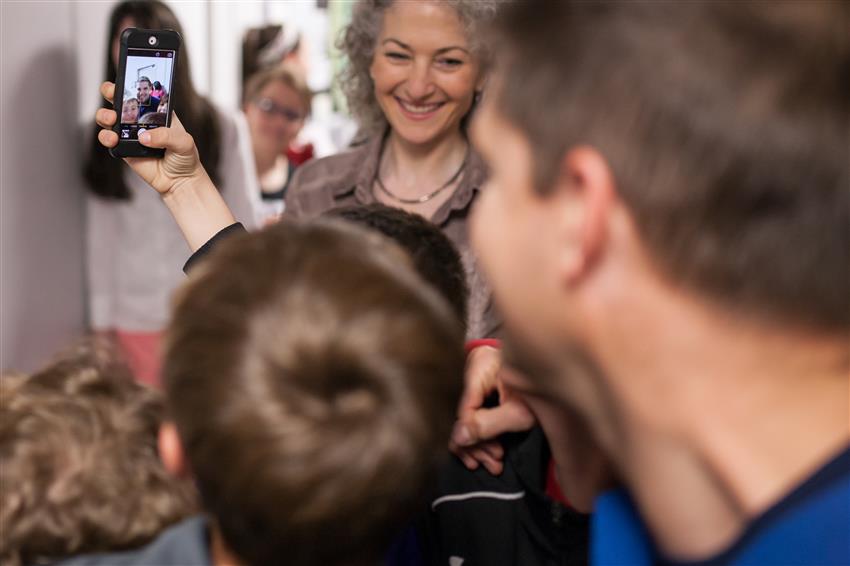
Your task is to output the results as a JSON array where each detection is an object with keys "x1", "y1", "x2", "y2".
[
  {"x1": 138, "y1": 113, "x2": 194, "y2": 154},
  {"x1": 453, "y1": 399, "x2": 537, "y2": 446}
]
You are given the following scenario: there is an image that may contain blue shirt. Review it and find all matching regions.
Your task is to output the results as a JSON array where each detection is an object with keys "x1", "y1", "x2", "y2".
[
  {"x1": 592, "y1": 446, "x2": 850, "y2": 566},
  {"x1": 55, "y1": 516, "x2": 211, "y2": 566}
]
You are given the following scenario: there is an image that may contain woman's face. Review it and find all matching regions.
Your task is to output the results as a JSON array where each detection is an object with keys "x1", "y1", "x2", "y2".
[
  {"x1": 244, "y1": 79, "x2": 307, "y2": 158},
  {"x1": 370, "y1": 1, "x2": 483, "y2": 147}
]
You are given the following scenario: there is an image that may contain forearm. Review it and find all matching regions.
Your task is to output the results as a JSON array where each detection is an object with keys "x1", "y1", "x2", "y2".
[
  {"x1": 533, "y1": 401, "x2": 614, "y2": 513},
  {"x1": 162, "y1": 173, "x2": 236, "y2": 252}
]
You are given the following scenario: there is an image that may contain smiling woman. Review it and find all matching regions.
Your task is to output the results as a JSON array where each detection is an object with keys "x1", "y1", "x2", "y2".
[{"x1": 284, "y1": 0, "x2": 500, "y2": 338}]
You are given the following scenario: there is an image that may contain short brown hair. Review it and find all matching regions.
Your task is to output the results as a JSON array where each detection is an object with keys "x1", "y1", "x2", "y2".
[
  {"x1": 163, "y1": 219, "x2": 465, "y2": 566},
  {"x1": 491, "y1": 0, "x2": 849, "y2": 331},
  {"x1": 242, "y1": 64, "x2": 312, "y2": 116},
  {"x1": 0, "y1": 339, "x2": 195, "y2": 566}
]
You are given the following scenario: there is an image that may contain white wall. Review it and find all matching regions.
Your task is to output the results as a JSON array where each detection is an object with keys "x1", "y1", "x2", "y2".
[
  {"x1": 1, "y1": 1, "x2": 87, "y2": 372},
  {"x1": 0, "y1": 0, "x2": 343, "y2": 372}
]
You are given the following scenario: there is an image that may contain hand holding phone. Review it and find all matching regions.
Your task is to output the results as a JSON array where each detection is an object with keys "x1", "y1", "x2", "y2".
[
  {"x1": 95, "y1": 80, "x2": 236, "y2": 251},
  {"x1": 110, "y1": 28, "x2": 180, "y2": 158},
  {"x1": 96, "y1": 82, "x2": 203, "y2": 197}
]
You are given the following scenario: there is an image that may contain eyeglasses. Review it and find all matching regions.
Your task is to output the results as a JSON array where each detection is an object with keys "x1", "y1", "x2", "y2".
[{"x1": 254, "y1": 98, "x2": 304, "y2": 122}]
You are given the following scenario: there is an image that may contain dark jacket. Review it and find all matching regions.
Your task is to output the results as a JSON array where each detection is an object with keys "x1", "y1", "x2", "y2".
[{"x1": 422, "y1": 427, "x2": 590, "y2": 566}]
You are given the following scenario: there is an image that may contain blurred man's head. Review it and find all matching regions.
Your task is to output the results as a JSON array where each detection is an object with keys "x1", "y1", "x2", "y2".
[
  {"x1": 161, "y1": 219, "x2": 465, "y2": 566},
  {"x1": 471, "y1": 0, "x2": 848, "y2": 410},
  {"x1": 137, "y1": 76, "x2": 153, "y2": 103}
]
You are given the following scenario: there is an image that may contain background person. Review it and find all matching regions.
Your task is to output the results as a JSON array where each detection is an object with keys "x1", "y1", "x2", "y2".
[
  {"x1": 83, "y1": 0, "x2": 259, "y2": 387},
  {"x1": 242, "y1": 65, "x2": 312, "y2": 224},
  {"x1": 156, "y1": 92, "x2": 169, "y2": 114},
  {"x1": 150, "y1": 80, "x2": 165, "y2": 100},
  {"x1": 469, "y1": 1, "x2": 849, "y2": 564},
  {"x1": 285, "y1": 0, "x2": 500, "y2": 339},
  {"x1": 135, "y1": 76, "x2": 160, "y2": 120},
  {"x1": 138, "y1": 111, "x2": 167, "y2": 127},
  {"x1": 0, "y1": 339, "x2": 195, "y2": 566}
]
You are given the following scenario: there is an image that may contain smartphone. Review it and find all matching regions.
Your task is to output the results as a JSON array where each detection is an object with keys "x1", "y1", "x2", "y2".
[{"x1": 110, "y1": 28, "x2": 181, "y2": 158}]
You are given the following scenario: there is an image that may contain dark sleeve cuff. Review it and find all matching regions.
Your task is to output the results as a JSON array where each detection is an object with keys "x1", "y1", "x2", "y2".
[{"x1": 183, "y1": 222, "x2": 246, "y2": 274}]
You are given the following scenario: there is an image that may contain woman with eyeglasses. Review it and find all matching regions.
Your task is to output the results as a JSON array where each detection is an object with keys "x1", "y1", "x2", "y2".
[{"x1": 242, "y1": 65, "x2": 312, "y2": 224}]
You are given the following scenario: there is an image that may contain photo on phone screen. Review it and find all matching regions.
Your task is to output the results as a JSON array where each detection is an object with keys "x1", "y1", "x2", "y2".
[{"x1": 118, "y1": 47, "x2": 174, "y2": 141}]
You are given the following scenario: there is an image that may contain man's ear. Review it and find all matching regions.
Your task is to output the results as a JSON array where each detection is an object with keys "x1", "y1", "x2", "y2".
[
  {"x1": 553, "y1": 146, "x2": 617, "y2": 284},
  {"x1": 158, "y1": 421, "x2": 190, "y2": 478}
]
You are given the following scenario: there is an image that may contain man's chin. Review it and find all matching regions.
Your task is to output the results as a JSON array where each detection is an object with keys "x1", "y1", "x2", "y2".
[
  {"x1": 501, "y1": 329, "x2": 560, "y2": 391},
  {"x1": 502, "y1": 326, "x2": 604, "y2": 411}
]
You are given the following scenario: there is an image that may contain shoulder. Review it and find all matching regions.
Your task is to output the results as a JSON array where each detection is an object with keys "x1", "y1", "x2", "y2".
[
  {"x1": 291, "y1": 142, "x2": 372, "y2": 191},
  {"x1": 52, "y1": 517, "x2": 211, "y2": 566},
  {"x1": 285, "y1": 141, "x2": 375, "y2": 217},
  {"x1": 206, "y1": 103, "x2": 237, "y2": 139},
  {"x1": 208, "y1": 106, "x2": 252, "y2": 166}
]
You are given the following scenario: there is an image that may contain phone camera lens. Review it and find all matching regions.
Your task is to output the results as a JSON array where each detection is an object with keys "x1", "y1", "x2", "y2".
[{"x1": 148, "y1": 36, "x2": 157, "y2": 46}]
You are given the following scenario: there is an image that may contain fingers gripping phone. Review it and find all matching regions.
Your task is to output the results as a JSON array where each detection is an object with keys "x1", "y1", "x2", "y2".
[{"x1": 110, "y1": 28, "x2": 181, "y2": 158}]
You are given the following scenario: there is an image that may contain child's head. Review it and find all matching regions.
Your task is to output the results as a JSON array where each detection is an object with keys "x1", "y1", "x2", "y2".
[
  {"x1": 138, "y1": 111, "x2": 167, "y2": 126},
  {"x1": 327, "y1": 203, "x2": 469, "y2": 330},
  {"x1": 121, "y1": 97, "x2": 139, "y2": 123},
  {"x1": 0, "y1": 339, "x2": 195, "y2": 566},
  {"x1": 162, "y1": 219, "x2": 465, "y2": 566}
]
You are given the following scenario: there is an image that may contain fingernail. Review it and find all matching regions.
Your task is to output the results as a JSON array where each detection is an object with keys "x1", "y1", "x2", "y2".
[{"x1": 139, "y1": 131, "x2": 151, "y2": 143}]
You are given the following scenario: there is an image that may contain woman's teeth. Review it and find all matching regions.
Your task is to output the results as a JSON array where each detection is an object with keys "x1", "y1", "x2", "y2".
[{"x1": 398, "y1": 99, "x2": 442, "y2": 114}]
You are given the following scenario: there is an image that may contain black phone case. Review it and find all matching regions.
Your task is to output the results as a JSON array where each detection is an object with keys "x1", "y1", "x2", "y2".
[{"x1": 110, "y1": 28, "x2": 181, "y2": 159}]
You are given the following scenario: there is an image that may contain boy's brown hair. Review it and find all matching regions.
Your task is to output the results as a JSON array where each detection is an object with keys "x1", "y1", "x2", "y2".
[
  {"x1": 163, "y1": 219, "x2": 465, "y2": 566},
  {"x1": 0, "y1": 339, "x2": 196, "y2": 566},
  {"x1": 490, "y1": 0, "x2": 849, "y2": 332}
]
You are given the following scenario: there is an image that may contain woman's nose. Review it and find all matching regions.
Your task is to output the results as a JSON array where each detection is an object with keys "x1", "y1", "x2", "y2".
[{"x1": 404, "y1": 60, "x2": 436, "y2": 100}]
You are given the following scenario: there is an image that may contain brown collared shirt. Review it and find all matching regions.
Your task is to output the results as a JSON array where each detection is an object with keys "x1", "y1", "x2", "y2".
[{"x1": 284, "y1": 135, "x2": 499, "y2": 339}]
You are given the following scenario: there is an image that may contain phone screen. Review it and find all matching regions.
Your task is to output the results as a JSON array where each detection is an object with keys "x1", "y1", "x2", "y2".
[{"x1": 118, "y1": 47, "x2": 175, "y2": 140}]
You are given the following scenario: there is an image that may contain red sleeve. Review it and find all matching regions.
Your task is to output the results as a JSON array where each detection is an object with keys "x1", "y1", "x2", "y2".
[{"x1": 546, "y1": 458, "x2": 573, "y2": 508}]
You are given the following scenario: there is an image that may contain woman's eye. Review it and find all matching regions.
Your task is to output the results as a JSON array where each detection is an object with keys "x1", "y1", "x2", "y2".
[
  {"x1": 437, "y1": 58, "x2": 464, "y2": 68},
  {"x1": 385, "y1": 51, "x2": 410, "y2": 61}
]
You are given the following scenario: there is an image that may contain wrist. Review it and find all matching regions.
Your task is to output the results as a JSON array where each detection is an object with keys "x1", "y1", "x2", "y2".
[
  {"x1": 465, "y1": 338, "x2": 502, "y2": 354},
  {"x1": 161, "y1": 172, "x2": 236, "y2": 252}
]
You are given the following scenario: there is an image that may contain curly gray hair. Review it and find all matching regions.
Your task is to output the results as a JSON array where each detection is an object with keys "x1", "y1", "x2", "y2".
[{"x1": 338, "y1": 0, "x2": 501, "y2": 134}]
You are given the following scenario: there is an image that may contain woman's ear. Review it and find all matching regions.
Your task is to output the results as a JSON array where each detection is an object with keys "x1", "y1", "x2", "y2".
[
  {"x1": 158, "y1": 421, "x2": 190, "y2": 478},
  {"x1": 475, "y1": 72, "x2": 488, "y2": 96}
]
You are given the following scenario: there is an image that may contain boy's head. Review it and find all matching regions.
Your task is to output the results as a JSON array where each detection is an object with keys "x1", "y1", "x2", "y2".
[
  {"x1": 121, "y1": 97, "x2": 139, "y2": 122},
  {"x1": 0, "y1": 339, "x2": 195, "y2": 566},
  {"x1": 327, "y1": 203, "x2": 469, "y2": 330},
  {"x1": 470, "y1": 0, "x2": 849, "y2": 402},
  {"x1": 162, "y1": 219, "x2": 465, "y2": 566}
]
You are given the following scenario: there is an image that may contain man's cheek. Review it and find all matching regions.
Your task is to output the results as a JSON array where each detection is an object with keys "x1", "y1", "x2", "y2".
[{"x1": 469, "y1": 187, "x2": 493, "y2": 265}]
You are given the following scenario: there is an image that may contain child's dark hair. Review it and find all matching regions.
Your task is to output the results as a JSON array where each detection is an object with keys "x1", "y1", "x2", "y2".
[{"x1": 327, "y1": 204, "x2": 469, "y2": 331}]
